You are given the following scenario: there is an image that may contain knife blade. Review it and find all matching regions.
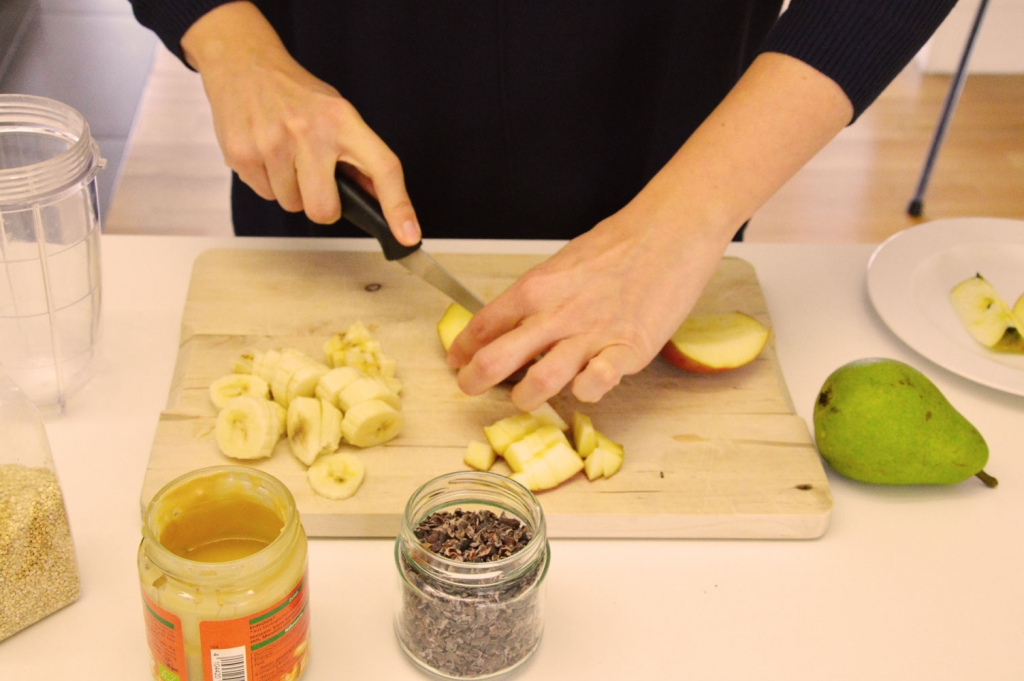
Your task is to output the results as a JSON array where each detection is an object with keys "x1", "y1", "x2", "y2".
[{"x1": 335, "y1": 169, "x2": 485, "y2": 313}]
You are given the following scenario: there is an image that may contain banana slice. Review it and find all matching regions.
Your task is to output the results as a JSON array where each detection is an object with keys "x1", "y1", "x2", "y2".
[
  {"x1": 287, "y1": 396, "x2": 323, "y2": 466},
  {"x1": 308, "y1": 452, "x2": 366, "y2": 500},
  {"x1": 315, "y1": 366, "x2": 363, "y2": 407},
  {"x1": 215, "y1": 396, "x2": 282, "y2": 460},
  {"x1": 337, "y1": 376, "x2": 402, "y2": 412},
  {"x1": 324, "y1": 322, "x2": 398, "y2": 377},
  {"x1": 341, "y1": 399, "x2": 404, "y2": 447},
  {"x1": 271, "y1": 349, "x2": 323, "y2": 407},
  {"x1": 254, "y1": 348, "x2": 282, "y2": 384},
  {"x1": 209, "y1": 373, "x2": 271, "y2": 409},
  {"x1": 320, "y1": 399, "x2": 343, "y2": 455},
  {"x1": 230, "y1": 348, "x2": 256, "y2": 374},
  {"x1": 285, "y1": 361, "x2": 330, "y2": 405},
  {"x1": 269, "y1": 400, "x2": 287, "y2": 436}
]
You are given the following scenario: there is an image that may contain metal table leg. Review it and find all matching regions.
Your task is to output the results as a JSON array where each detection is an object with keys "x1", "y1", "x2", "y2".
[{"x1": 907, "y1": 0, "x2": 991, "y2": 217}]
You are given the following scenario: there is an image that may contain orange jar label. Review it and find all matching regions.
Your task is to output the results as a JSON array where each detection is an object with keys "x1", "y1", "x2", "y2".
[
  {"x1": 199, "y1": 572, "x2": 310, "y2": 681},
  {"x1": 141, "y1": 592, "x2": 190, "y2": 681}
]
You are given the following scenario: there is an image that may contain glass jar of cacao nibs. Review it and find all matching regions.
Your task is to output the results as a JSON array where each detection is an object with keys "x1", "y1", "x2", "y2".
[{"x1": 394, "y1": 471, "x2": 550, "y2": 679}]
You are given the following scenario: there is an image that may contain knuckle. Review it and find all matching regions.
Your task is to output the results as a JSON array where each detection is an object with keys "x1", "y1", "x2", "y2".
[{"x1": 523, "y1": 361, "x2": 567, "y2": 396}]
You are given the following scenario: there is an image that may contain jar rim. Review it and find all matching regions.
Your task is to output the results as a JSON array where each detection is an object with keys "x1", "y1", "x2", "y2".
[
  {"x1": 397, "y1": 471, "x2": 549, "y2": 587},
  {"x1": 141, "y1": 466, "x2": 300, "y2": 583},
  {"x1": 0, "y1": 94, "x2": 103, "y2": 208}
]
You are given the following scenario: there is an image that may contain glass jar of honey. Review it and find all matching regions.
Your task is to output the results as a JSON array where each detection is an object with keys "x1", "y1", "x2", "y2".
[{"x1": 137, "y1": 466, "x2": 310, "y2": 681}]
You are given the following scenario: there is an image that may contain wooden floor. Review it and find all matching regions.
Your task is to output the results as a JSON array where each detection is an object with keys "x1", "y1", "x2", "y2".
[{"x1": 105, "y1": 46, "x2": 1024, "y2": 242}]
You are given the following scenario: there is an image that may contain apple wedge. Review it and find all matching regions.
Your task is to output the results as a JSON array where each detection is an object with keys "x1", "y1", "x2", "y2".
[
  {"x1": 660, "y1": 312, "x2": 770, "y2": 373},
  {"x1": 437, "y1": 302, "x2": 474, "y2": 352},
  {"x1": 949, "y1": 274, "x2": 1024, "y2": 353}
]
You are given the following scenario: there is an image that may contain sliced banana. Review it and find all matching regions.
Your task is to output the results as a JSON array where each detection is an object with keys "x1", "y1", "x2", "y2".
[
  {"x1": 341, "y1": 399, "x2": 404, "y2": 448},
  {"x1": 320, "y1": 399, "x2": 343, "y2": 455},
  {"x1": 308, "y1": 452, "x2": 366, "y2": 500},
  {"x1": 269, "y1": 400, "x2": 287, "y2": 436},
  {"x1": 209, "y1": 373, "x2": 271, "y2": 409},
  {"x1": 254, "y1": 348, "x2": 282, "y2": 384},
  {"x1": 337, "y1": 375, "x2": 402, "y2": 412},
  {"x1": 323, "y1": 321, "x2": 398, "y2": 378},
  {"x1": 230, "y1": 348, "x2": 256, "y2": 374},
  {"x1": 215, "y1": 396, "x2": 282, "y2": 460},
  {"x1": 315, "y1": 366, "x2": 363, "y2": 407},
  {"x1": 285, "y1": 361, "x2": 330, "y2": 405},
  {"x1": 287, "y1": 396, "x2": 323, "y2": 466}
]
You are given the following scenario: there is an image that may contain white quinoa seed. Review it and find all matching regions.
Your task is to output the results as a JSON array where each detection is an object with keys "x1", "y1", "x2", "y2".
[{"x1": 0, "y1": 463, "x2": 80, "y2": 641}]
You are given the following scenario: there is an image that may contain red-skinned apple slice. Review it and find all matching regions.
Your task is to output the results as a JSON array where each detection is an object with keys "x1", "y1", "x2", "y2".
[{"x1": 660, "y1": 312, "x2": 770, "y2": 373}]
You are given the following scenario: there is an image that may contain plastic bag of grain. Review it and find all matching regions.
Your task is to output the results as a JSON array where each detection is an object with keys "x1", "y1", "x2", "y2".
[{"x1": 0, "y1": 364, "x2": 80, "y2": 642}]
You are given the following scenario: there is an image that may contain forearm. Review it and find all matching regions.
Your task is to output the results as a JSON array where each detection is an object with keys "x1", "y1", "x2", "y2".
[
  {"x1": 180, "y1": 1, "x2": 287, "y2": 73},
  {"x1": 627, "y1": 52, "x2": 853, "y2": 250}
]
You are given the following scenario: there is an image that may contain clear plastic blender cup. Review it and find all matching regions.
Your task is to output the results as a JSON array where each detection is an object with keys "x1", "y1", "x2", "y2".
[{"x1": 0, "y1": 94, "x2": 105, "y2": 411}]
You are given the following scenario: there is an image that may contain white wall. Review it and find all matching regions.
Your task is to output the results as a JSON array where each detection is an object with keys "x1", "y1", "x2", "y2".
[{"x1": 918, "y1": 0, "x2": 1024, "y2": 74}]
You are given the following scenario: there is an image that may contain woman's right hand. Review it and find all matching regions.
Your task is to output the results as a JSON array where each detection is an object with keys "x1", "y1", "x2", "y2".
[{"x1": 180, "y1": 1, "x2": 421, "y2": 245}]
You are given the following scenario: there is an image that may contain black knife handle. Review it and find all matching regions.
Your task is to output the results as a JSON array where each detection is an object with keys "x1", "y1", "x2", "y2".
[{"x1": 335, "y1": 169, "x2": 421, "y2": 261}]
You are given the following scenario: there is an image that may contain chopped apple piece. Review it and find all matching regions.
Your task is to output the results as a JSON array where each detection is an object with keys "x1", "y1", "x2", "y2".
[
  {"x1": 949, "y1": 274, "x2": 1024, "y2": 352},
  {"x1": 542, "y1": 441, "x2": 585, "y2": 481},
  {"x1": 464, "y1": 440, "x2": 497, "y2": 471},
  {"x1": 530, "y1": 402, "x2": 569, "y2": 431},
  {"x1": 594, "y1": 432, "x2": 624, "y2": 458},
  {"x1": 600, "y1": 447, "x2": 624, "y2": 478},
  {"x1": 483, "y1": 412, "x2": 542, "y2": 455},
  {"x1": 503, "y1": 425, "x2": 568, "y2": 473},
  {"x1": 583, "y1": 449, "x2": 606, "y2": 481},
  {"x1": 660, "y1": 312, "x2": 770, "y2": 373},
  {"x1": 572, "y1": 411, "x2": 597, "y2": 458},
  {"x1": 437, "y1": 303, "x2": 474, "y2": 352}
]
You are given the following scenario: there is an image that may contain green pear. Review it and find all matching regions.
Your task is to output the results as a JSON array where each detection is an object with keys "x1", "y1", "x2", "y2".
[{"x1": 813, "y1": 358, "x2": 996, "y2": 487}]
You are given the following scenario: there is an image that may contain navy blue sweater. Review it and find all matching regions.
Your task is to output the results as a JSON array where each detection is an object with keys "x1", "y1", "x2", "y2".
[{"x1": 128, "y1": 1, "x2": 956, "y2": 239}]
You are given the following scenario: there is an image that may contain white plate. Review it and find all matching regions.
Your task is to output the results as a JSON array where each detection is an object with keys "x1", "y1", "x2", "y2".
[{"x1": 867, "y1": 217, "x2": 1024, "y2": 396}]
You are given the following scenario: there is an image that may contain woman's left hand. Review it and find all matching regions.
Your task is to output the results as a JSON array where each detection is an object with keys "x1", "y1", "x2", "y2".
[{"x1": 445, "y1": 200, "x2": 728, "y2": 411}]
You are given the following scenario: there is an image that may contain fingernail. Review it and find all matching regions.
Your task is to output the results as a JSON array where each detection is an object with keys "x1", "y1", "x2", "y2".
[{"x1": 400, "y1": 220, "x2": 419, "y2": 244}]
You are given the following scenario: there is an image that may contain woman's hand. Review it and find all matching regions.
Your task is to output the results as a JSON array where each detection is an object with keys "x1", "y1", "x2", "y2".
[
  {"x1": 447, "y1": 203, "x2": 729, "y2": 412},
  {"x1": 180, "y1": 1, "x2": 420, "y2": 245},
  {"x1": 448, "y1": 52, "x2": 853, "y2": 411}
]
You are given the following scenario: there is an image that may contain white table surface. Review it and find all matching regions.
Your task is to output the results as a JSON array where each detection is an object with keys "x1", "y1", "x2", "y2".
[{"x1": 2, "y1": 234, "x2": 1021, "y2": 680}]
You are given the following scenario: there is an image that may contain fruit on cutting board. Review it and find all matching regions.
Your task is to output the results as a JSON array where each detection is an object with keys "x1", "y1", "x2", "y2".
[
  {"x1": 474, "y1": 406, "x2": 624, "y2": 490},
  {"x1": 209, "y1": 373, "x2": 270, "y2": 409},
  {"x1": 949, "y1": 274, "x2": 1024, "y2": 353},
  {"x1": 660, "y1": 312, "x2": 770, "y2": 373},
  {"x1": 464, "y1": 440, "x2": 497, "y2": 471},
  {"x1": 286, "y1": 396, "x2": 343, "y2": 466},
  {"x1": 214, "y1": 396, "x2": 286, "y2": 460},
  {"x1": 813, "y1": 358, "x2": 996, "y2": 487},
  {"x1": 341, "y1": 399, "x2": 404, "y2": 448},
  {"x1": 307, "y1": 452, "x2": 365, "y2": 500},
  {"x1": 582, "y1": 431, "x2": 625, "y2": 482},
  {"x1": 510, "y1": 440, "x2": 584, "y2": 492},
  {"x1": 437, "y1": 303, "x2": 474, "y2": 352},
  {"x1": 212, "y1": 320, "x2": 402, "y2": 500},
  {"x1": 324, "y1": 321, "x2": 398, "y2": 377}
]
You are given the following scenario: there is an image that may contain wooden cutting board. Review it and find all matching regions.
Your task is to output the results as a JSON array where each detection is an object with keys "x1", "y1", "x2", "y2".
[{"x1": 141, "y1": 249, "x2": 832, "y2": 539}]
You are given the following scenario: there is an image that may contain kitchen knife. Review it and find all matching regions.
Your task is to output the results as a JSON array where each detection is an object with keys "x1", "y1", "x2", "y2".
[{"x1": 335, "y1": 169, "x2": 485, "y2": 314}]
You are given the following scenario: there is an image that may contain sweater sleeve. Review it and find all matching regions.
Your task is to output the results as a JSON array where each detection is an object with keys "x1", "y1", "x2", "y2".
[
  {"x1": 761, "y1": 0, "x2": 958, "y2": 121},
  {"x1": 128, "y1": 0, "x2": 231, "y2": 64}
]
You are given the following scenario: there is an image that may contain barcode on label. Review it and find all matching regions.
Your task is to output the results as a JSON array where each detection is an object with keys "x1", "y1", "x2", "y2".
[{"x1": 212, "y1": 646, "x2": 247, "y2": 681}]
